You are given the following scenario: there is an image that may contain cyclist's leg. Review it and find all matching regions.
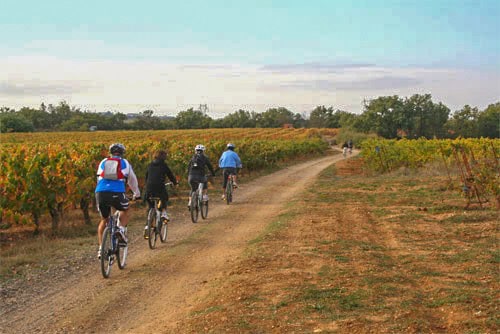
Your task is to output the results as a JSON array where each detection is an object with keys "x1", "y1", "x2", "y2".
[
  {"x1": 113, "y1": 193, "x2": 130, "y2": 228},
  {"x1": 96, "y1": 192, "x2": 112, "y2": 246},
  {"x1": 202, "y1": 177, "x2": 209, "y2": 201},
  {"x1": 222, "y1": 169, "x2": 229, "y2": 197},
  {"x1": 188, "y1": 176, "x2": 198, "y2": 205},
  {"x1": 159, "y1": 191, "x2": 169, "y2": 219}
]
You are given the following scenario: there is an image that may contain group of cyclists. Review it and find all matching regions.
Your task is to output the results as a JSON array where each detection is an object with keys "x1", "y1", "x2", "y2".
[{"x1": 94, "y1": 142, "x2": 242, "y2": 259}]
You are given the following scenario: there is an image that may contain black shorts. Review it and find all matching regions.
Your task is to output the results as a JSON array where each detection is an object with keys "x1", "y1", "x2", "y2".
[
  {"x1": 222, "y1": 168, "x2": 237, "y2": 188},
  {"x1": 146, "y1": 188, "x2": 168, "y2": 210},
  {"x1": 188, "y1": 175, "x2": 208, "y2": 192},
  {"x1": 96, "y1": 192, "x2": 129, "y2": 218}
]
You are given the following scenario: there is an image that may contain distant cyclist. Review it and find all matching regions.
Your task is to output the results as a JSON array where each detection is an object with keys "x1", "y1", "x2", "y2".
[
  {"x1": 187, "y1": 144, "x2": 216, "y2": 208},
  {"x1": 347, "y1": 139, "x2": 353, "y2": 154},
  {"x1": 144, "y1": 149, "x2": 178, "y2": 223},
  {"x1": 342, "y1": 141, "x2": 349, "y2": 158},
  {"x1": 219, "y1": 143, "x2": 242, "y2": 200},
  {"x1": 95, "y1": 143, "x2": 141, "y2": 259}
]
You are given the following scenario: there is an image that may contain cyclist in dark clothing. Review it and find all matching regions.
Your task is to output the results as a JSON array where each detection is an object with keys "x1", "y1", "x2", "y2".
[
  {"x1": 187, "y1": 144, "x2": 216, "y2": 207},
  {"x1": 144, "y1": 150, "x2": 178, "y2": 222}
]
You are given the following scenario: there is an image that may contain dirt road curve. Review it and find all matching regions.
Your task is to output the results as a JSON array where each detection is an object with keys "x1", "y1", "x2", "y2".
[{"x1": 1, "y1": 152, "x2": 348, "y2": 334}]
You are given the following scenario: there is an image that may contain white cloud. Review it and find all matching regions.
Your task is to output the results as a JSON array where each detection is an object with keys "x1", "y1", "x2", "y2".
[{"x1": 0, "y1": 55, "x2": 498, "y2": 116}]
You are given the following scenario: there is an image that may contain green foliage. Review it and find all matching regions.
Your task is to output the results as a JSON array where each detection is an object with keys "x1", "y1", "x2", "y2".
[{"x1": 0, "y1": 112, "x2": 34, "y2": 132}]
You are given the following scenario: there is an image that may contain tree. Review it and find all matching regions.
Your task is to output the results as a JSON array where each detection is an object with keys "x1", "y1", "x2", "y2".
[
  {"x1": 257, "y1": 107, "x2": 294, "y2": 127},
  {"x1": 0, "y1": 113, "x2": 34, "y2": 132},
  {"x1": 478, "y1": 102, "x2": 500, "y2": 138},
  {"x1": 356, "y1": 95, "x2": 403, "y2": 138},
  {"x1": 175, "y1": 108, "x2": 212, "y2": 129},
  {"x1": 403, "y1": 94, "x2": 449, "y2": 138},
  {"x1": 217, "y1": 109, "x2": 257, "y2": 128},
  {"x1": 445, "y1": 105, "x2": 480, "y2": 138}
]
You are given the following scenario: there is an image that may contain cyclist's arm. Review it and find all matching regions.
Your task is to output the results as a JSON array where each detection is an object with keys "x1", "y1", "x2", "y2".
[
  {"x1": 127, "y1": 165, "x2": 141, "y2": 198},
  {"x1": 164, "y1": 164, "x2": 177, "y2": 185},
  {"x1": 206, "y1": 158, "x2": 216, "y2": 176}
]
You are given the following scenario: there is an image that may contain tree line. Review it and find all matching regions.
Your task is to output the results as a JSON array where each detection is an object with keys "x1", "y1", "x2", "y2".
[{"x1": 1, "y1": 94, "x2": 498, "y2": 139}]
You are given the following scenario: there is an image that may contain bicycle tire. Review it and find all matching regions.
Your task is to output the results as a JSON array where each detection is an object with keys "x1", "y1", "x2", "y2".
[
  {"x1": 201, "y1": 199, "x2": 209, "y2": 219},
  {"x1": 117, "y1": 240, "x2": 128, "y2": 269},
  {"x1": 100, "y1": 226, "x2": 113, "y2": 278},
  {"x1": 225, "y1": 180, "x2": 233, "y2": 205},
  {"x1": 190, "y1": 192, "x2": 199, "y2": 223},
  {"x1": 159, "y1": 217, "x2": 168, "y2": 242},
  {"x1": 147, "y1": 208, "x2": 158, "y2": 249}
]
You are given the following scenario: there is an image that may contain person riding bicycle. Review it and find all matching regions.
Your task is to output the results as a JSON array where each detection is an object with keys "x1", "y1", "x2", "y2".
[
  {"x1": 187, "y1": 144, "x2": 216, "y2": 208},
  {"x1": 95, "y1": 143, "x2": 141, "y2": 259},
  {"x1": 342, "y1": 141, "x2": 349, "y2": 157},
  {"x1": 347, "y1": 139, "x2": 353, "y2": 154},
  {"x1": 144, "y1": 149, "x2": 178, "y2": 228},
  {"x1": 219, "y1": 143, "x2": 242, "y2": 200}
]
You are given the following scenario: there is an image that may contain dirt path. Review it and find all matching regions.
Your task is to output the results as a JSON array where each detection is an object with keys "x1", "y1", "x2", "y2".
[{"x1": 0, "y1": 152, "x2": 351, "y2": 334}]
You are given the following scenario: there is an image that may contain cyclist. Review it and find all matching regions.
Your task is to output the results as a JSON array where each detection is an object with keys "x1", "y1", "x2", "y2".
[
  {"x1": 342, "y1": 141, "x2": 348, "y2": 158},
  {"x1": 95, "y1": 143, "x2": 141, "y2": 259},
  {"x1": 219, "y1": 143, "x2": 242, "y2": 200},
  {"x1": 187, "y1": 144, "x2": 216, "y2": 208},
  {"x1": 144, "y1": 150, "x2": 178, "y2": 234},
  {"x1": 347, "y1": 139, "x2": 353, "y2": 154}
]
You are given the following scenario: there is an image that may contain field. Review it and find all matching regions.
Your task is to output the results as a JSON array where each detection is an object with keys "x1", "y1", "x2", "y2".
[{"x1": 0, "y1": 130, "x2": 499, "y2": 333}]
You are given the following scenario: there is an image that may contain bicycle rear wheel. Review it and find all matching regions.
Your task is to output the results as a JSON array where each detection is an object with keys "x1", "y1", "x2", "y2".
[
  {"x1": 190, "y1": 192, "x2": 199, "y2": 223},
  {"x1": 201, "y1": 199, "x2": 209, "y2": 219},
  {"x1": 225, "y1": 181, "x2": 233, "y2": 205},
  {"x1": 117, "y1": 240, "x2": 128, "y2": 269},
  {"x1": 147, "y1": 208, "x2": 158, "y2": 249},
  {"x1": 100, "y1": 227, "x2": 113, "y2": 278},
  {"x1": 159, "y1": 217, "x2": 168, "y2": 242}
]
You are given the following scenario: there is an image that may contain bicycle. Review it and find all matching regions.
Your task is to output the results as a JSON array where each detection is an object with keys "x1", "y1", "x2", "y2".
[
  {"x1": 190, "y1": 180, "x2": 208, "y2": 223},
  {"x1": 144, "y1": 182, "x2": 172, "y2": 249},
  {"x1": 100, "y1": 209, "x2": 128, "y2": 279}
]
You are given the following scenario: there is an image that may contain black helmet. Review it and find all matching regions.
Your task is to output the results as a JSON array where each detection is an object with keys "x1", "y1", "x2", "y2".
[
  {"x1": 109, "y1": 143, "x2": 126, "y2": 155},
  {"x1": 227, "y1": 143, "x2": 235, "y2": 149}
]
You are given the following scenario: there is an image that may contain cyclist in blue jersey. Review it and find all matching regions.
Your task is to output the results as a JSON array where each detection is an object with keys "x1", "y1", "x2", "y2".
[
  {"x1": 95, "y1": 143, "x2": 141, "y2": 259},
  {"x1": 218, "y1": 143, "x2": 242, "y2": 200}
]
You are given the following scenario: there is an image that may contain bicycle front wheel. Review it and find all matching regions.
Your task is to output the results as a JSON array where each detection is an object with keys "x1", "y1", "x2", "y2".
[
  {"x1": 159, "y1": 217, "x2": 168, "y2": 242},
  {"x1": 190, "y1": 192, "x2": 199, "y2": 223},
  {"x1": 147, "y1": 208, "x2": 158, "y2": 249},
  {"x1": 100, "y1": 226, "x2": 113, "y2": 278}
]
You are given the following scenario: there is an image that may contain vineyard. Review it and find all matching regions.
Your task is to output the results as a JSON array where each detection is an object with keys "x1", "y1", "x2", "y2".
[
  {"x1": 360, "y1": 138, "x2": 500, "y2": 208},
  {"x1": 0, "y1": 128, "x2": 336, "y2": 233}
]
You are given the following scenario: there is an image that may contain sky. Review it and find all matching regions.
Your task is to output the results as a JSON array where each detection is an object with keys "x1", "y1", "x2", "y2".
[{"x1": 0, "y1": 0, "x2": 499, "y2": 118}]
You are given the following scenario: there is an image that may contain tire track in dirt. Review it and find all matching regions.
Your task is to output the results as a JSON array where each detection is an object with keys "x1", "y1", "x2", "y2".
[{"x1": 1, "y1": 151, "x2": 351, "y2": 334}]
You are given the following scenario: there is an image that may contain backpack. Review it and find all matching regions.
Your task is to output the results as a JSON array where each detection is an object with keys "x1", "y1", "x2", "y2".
[
  {"x1": 190, "y1": 154, "x2": 206, "y2": 170},
  {"x1": 100, "y1": 157, "x2": 125, "y2": 180}
]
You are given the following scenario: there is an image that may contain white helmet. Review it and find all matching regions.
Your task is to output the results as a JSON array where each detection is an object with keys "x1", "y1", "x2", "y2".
[
  {"x1": 195, "y1": 144, "x2": 205, "y2": 152},
  {"x1": 109, "y1": 143, "x2": 126, "y2": 155}
]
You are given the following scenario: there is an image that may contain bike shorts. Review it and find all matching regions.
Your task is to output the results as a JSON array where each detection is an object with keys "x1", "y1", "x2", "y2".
[
  {"x1": 96, "y1": 192, "x2": 129, "y2": 219},
  {"x1": 146, "y1": 189, "x2": 168, "y2": 210},
  {"x1": 222, "y1": 168, "x2": 237, "y2": 189},
  {"x1": 188, "y1": 175, "x2": 208, "y2": 192}
]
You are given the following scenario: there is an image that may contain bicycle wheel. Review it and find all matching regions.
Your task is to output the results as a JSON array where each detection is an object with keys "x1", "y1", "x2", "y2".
[
  {"x1": 190, "y1": 192, "x2": 199, "y2": 223},
  {"x1": 159, "y1": 217, "x2": 168, "y2": 242},
  {"x1": 147, "y1": 208, "x2": 158, "y2": 249},
  {"x1": 201, "y1": 198, "x2": 209, "y2": 219},
  {"x1": 100, "y1": 226, "x2": 113, "y2": 278},
  {"x1": 117, "y1": 240, "x2": 128, "y2": 269},
  {"x1": 225, "y1": 181, "x2": 233, "y2": 205}
]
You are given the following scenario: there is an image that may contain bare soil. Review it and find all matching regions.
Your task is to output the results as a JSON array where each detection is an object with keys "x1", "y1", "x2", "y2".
[{"x1": 0, "y1": 151, "x2": 347, "y2": 333}]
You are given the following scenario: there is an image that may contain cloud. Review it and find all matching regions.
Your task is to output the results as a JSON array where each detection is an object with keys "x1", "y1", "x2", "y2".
[
  {"x1": 0, "y1": 56, "x2": 498, "y2": 115},
  {"x1": 276, "y1": 76, "x2": 421, "y2": 92},
  {"x1": 0, "y1": 80, "x2": 90, "y2": 96},
  {"x1": 260, "y1": 62, "x2": 375, "y2": 73}
]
